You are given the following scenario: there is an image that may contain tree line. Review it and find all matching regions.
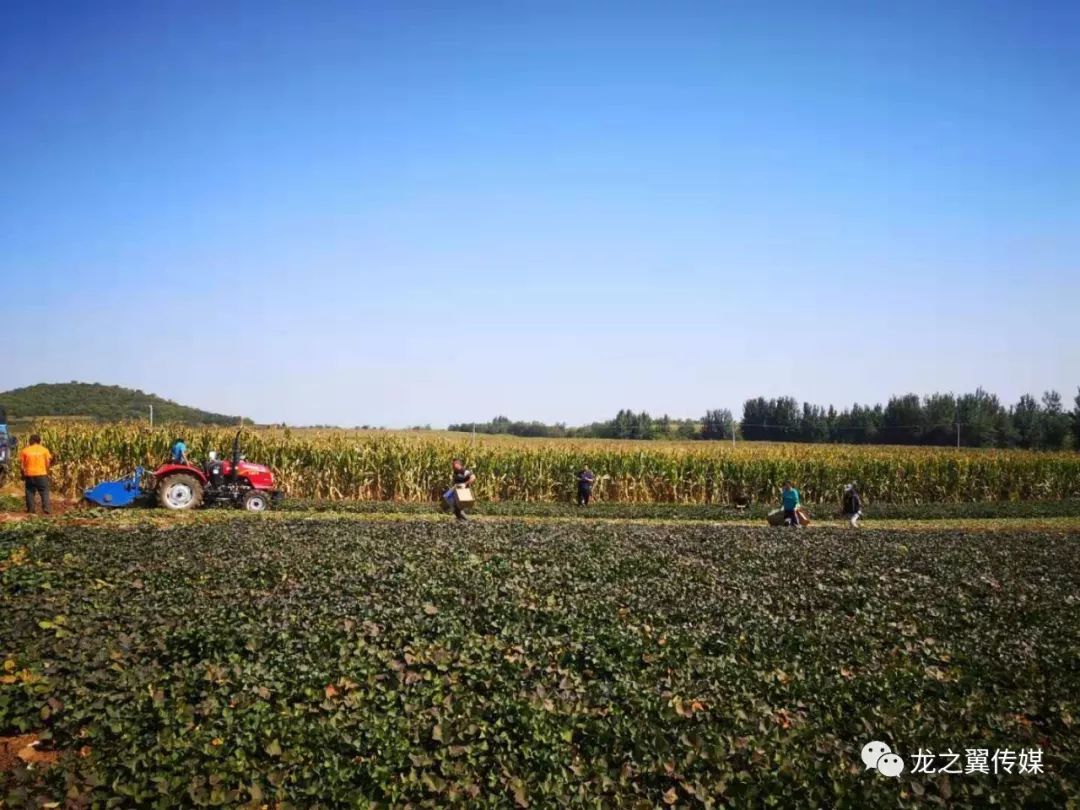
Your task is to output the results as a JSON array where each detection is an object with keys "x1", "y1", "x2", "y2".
[
  {"x1": 740, "y1": 389, "x2": 1075, "y2": 449},
  {"x1": 450, "y1": 387, "x2": 1080, "y2": 449},
  {"x1": 449, "y1": 410, "x2": 737, "y2": 441}
]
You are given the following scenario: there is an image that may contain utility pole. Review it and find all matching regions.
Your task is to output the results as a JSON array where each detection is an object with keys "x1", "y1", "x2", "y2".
[{"x1": 149, "y1": 405, "x2": 153, "y2": 427}]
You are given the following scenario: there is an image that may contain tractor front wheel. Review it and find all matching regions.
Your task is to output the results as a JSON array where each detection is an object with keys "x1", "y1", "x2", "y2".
[
  {"x1": 157, "y1": 474, "x2": 204, "y2": 510},
  {"x1": 242, "y1": 490, "x2": 270, "y2": 512}
]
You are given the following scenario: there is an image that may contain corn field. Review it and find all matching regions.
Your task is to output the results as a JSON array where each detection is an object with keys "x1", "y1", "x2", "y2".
[{"x1": 27, "y1": 422, "x2": 1080, "y2": 505}]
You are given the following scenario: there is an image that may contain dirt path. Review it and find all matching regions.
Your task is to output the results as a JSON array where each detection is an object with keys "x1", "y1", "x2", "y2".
[
  {"x1": 0, "y1": 734, "x2": 58, "y2": 772},
  {"x1": 0, "y1": 486, "x2": 83, "y2": 521}
]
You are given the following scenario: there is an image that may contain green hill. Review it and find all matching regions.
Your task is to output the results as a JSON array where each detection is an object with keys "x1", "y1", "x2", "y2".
[{"x1": 0, "y1": 383, "x2": 246, "y2": 425}]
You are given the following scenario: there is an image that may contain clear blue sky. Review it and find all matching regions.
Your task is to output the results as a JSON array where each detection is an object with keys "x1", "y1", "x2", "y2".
[{"x1": 3, "y1": 1, "x2": 1078, "y2": 426}]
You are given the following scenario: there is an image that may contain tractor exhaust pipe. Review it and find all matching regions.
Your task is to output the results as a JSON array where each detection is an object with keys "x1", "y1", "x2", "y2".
[{"x1": 230, "y1": 430, "x2": 242, "y2": 484}]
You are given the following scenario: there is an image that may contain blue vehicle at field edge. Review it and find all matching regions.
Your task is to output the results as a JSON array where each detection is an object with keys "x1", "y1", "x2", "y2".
[{"x1": 0, "y1": 406, "x2": 17, "y2": 487}]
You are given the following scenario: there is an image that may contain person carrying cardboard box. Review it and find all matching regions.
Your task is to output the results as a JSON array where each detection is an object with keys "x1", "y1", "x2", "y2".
[{"x1": 444, "y1": 458, "x2": 476, "y2": 521}]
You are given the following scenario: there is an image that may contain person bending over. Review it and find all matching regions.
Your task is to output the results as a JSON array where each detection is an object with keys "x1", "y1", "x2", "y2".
[{"x1": 781, "y1": 481, "x2": 802, "y2": 528}]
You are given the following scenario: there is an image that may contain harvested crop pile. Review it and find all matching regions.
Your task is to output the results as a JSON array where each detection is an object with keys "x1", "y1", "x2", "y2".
[{"x1": 2, "y1": 520, "x2": 1079, "y2": 807}]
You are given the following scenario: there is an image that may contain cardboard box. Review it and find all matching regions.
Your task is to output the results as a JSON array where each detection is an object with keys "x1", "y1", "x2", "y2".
[{"x1": 453, "y1": 486, "x2": 475, "y2": 509}]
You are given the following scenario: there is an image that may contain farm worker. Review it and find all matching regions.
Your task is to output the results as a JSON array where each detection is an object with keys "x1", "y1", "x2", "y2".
[
  {"x1": 170, "y1": 437, "x2": 189, "y2": 465},
  {"x1": 19, "y1": 434, "x2": 53, "y2": 515},
  {"x1": 206, "y1": 451, "x2": 224, "y2": 486},
  {"x1": 781, "y1": 481, "x2": 801, "y2": 528},
  {"x1": 576, "y1": 465, "x2": 596, "y2": 506},
  {"x1": 842, "y1": 483, "x2": 863, "y2": 528},
  {"x1": 445, "y1": 459, "x2": 476, "y2": 521}
]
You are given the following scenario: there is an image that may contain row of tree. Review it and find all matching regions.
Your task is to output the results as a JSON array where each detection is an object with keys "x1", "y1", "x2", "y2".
[
  {"x1": 450, "y1": 410, "x2": 738, "y2": 441},
  {"x1": 450, "y1": 388, "x2": 1080, "y2": 449},
  {"x1": 740, "y1": 389, "x2": 1076, "y2": 449}
]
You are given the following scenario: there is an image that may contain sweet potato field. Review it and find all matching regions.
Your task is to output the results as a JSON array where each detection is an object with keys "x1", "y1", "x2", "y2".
[{"x1": 3, "y1": 518, "x2": 1078, "y2": 807}]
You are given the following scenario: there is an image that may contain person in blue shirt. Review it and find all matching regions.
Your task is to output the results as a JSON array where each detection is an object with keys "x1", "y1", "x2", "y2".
[
  {"x1": 170, "y1": 437, "x2": 189, "y2": 465},
  {"x1": 781, "y1": 481, "x2": 801, "y2": 527}
]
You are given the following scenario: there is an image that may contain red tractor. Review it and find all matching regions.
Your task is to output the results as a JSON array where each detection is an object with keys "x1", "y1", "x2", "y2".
[{"x1": 84, "y1": 431, "x2": 283, "y2": 512}]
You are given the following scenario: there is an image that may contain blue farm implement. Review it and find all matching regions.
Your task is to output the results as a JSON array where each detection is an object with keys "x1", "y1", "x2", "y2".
[{"x1": 83, "y1": 468, "x2": 147, "y2": 508}]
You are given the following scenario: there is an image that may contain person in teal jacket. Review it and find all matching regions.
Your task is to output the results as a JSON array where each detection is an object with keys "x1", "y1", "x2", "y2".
[
  {"x1": 170, "y1": 437, "x2": 189, "y2": 465},
  {"x1": 781, "y1": 481, "x2": 801, "y2": 527}
]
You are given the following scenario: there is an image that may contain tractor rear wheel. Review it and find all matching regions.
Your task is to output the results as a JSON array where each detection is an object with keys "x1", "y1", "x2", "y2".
[
  {"x1": 242, "y1": 490, "x2": 270, "y2": 512},
  {"x1": 157, "y1": 474, "x2": 204, "y2": 510}
]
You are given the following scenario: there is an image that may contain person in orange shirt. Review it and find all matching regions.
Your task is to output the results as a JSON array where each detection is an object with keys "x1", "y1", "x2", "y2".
[{"x1": 19, "y1": 434, "x2": 53, "y2": 515}]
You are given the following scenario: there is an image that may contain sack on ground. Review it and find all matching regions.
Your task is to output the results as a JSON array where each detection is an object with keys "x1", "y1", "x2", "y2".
[{"x1": 768, "y1": 507, "x2": 811, "y2": 526}]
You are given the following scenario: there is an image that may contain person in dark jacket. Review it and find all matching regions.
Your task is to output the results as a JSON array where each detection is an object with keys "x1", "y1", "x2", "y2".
[
  {"x1": 576, "y1": 466, "x2": 596, "y2": 506},
  {"x1": 842, "y1": 483, "x2": 863, "y2": 528},
  {"x1": 445, "y1": 459, "x2": 476, "y2": 521}
]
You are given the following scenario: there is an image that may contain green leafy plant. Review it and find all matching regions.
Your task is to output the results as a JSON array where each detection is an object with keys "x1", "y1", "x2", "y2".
[{"x1": 2, "y1": 519, "x2": 1078, "y2": 807}]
